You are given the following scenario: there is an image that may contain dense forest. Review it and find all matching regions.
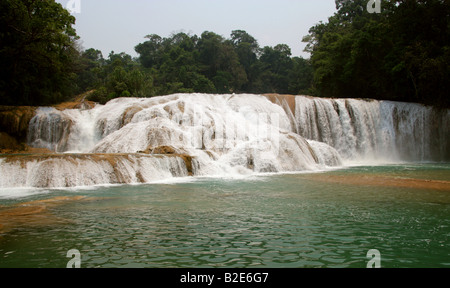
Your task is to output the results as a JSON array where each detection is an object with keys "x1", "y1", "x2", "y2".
[
  {"x1": 83, "y1": 30, "x2": 314, "y2": 104},
  {"x1": 304, "y1": 0, "x2": 450, "y2": 107},
  {"x1": 0, "y1": 0, "x2": 449, "y2": 107}
]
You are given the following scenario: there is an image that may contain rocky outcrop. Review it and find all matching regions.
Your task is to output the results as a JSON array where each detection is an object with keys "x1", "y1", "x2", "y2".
[
  {"x1": 0, "y1": 132, "x2": 23, "y2": 152},
  {"x1": 263, "y1": 94, "x2": 298, "y2": 134},
  {"x1": 0, "y1": 106, "x2": 37, "y2": 153},
  {"x1": 52, "y1": 90, "x2": 97, "y2": 111},
  {"x1": 27, "y1": 108, "x2": 75, "y2": 152},
  {"x1": 264, "y1": 93, "x2": 296, "y2": 116},
  {"x1": 138, "y1": 145, "x2": 196, "y2": 176},
  {"x1": 0, "y1": 106, "x2": 36, "y2": 141}
]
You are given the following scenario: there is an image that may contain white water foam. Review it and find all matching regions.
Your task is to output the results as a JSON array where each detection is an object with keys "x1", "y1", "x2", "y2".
[
  {"x1": 2, "y1": 93, "x2": 447, "y2": 190},
  {"x1": 294, "y1": 96, "x2": 449, "y2": 163}
]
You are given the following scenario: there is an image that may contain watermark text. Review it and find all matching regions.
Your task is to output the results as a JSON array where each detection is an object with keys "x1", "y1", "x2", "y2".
[
  {"x1": 66, "y1": 249, "x2": 81, "y2": 268},
  {"x1": 367, "y1": 0, "x2": 381, "y2": 14},
  {"x1": 367, "y1": 249, "x2": 381, "y2": 268},
  {"x1": 64, "y1": 0, "x2": 81, "y2": 14}
]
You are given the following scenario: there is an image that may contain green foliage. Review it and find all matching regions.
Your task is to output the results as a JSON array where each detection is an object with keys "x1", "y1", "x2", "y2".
[
  {"x1": 133, "y1": 30, "x2": 312, "y2": 97},
  {"x1": 0, "y1": 1, "x2": 314, "y2": 106},
  {"x1": 0, "y1": 0, "x2": 79, "y2": 106},
  {"x1": 304, "y1": 0, "x2": 450, "y2": 107},
  {"x1": 5, "y1": 0, "x2": 446, "y2": 108},
  {"x1": 89, "y1": 86, "x2": 109, "y2": 105},
  {"x1": 80, "y1": 50, "x2": 155, "y2": 103}
]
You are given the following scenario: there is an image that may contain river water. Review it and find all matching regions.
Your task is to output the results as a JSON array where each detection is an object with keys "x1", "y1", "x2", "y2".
[{"x1": 1, "y1": 163, "x2": 449, "y2": 268}]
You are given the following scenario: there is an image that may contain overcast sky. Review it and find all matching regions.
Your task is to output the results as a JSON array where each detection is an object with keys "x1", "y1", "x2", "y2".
[{"x1": 56, "y1": 0, "x2": 337, "y2": 59}]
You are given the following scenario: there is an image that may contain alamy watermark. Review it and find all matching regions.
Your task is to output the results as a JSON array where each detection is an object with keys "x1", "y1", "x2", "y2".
[
  {"x1": 66, "y1": 249, "x2": 81, "y2": 268},
  {"x1": 367, "y1": 0, "x2": 381, "y2": 14},
  {"x1": 61, "y1": 0, "x2": 381, "y2": 15},
  {"x1": 367, "y1": 249, "x2": 381, "y2": 268},
  {"x1": 63, "y1": 0, "x2": 81, "y2": 14},
  {"x1": 65, "y1": 248, "x2": 381, "y2": 268},
  {"x1": 182, "y1": 108, "x2": 282, "y2": 160}
]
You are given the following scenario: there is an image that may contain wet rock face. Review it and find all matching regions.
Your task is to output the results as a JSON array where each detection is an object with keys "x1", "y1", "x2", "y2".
[
  {"x1": 0, "y1": 132, "x2": 22, "y2": 151},
  {"x1": 0, "y1": 95, "x2": 96, "y2": 153},
  {"x1": 0, "y1": 106, "x2": 36, "y2": 141}
]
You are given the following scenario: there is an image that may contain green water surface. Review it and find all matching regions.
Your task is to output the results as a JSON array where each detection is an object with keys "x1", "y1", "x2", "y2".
[{"x1": 0, "y1": 164, "x2": 449, "y2": 268}]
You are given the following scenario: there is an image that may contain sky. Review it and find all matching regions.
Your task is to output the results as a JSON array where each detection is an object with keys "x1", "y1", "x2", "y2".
[{"x1": 56, "y1": 0, "x2": 337, "y2": 59}]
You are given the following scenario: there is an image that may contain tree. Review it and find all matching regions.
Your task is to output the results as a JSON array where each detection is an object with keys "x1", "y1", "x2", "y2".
[
  {"x1": 75, "y1": 48, "x2": 105, "y2": 93},
  {"x1": 135, "y1": 34, "x2": 163, "y2": 69},
  {"x1": 0, "y1": 0, "x2": 79, "y2": 106},
  {"x1": 134, "y1": 30, "x2": 316, "y2": 97},
  {"x1": 288, "y1": 57, "x2": 314, "y2": 95},
  {"x1": 259, "y1": 44, "x2": 294, "y2": 93},
  {"x1": 303, "y1": 0, "x2": 450, "y2": 107},
  {"x1": 197, "y1": 31, "x2": 226, "y2": 80},
  {"x1": 230, "y1": 30, "x2": 260, "y2": 91},
  {"x1": 86, "y1": 50, "x2": 155, "y2": 103},
  {"x1": 197, "y1": 31, "x2": 247, "y2": 92}
]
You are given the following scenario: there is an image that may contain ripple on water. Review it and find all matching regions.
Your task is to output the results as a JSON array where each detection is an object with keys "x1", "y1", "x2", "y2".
[{"x1": 1, "y1": 165, "x2": 450, "y2": 268}]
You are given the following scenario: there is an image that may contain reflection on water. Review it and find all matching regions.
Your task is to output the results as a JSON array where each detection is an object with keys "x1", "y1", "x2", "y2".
[{"x1": 0, "y1": 164, "x2": 449, "y2": 268}]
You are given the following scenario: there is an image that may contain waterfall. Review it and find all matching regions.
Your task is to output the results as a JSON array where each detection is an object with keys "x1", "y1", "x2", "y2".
[
  {"x1": 294, "y1": 96, "x2": 449, "y2": 163},
  {"x1": 28, "y1": 107, "x2": 100, "y2": 153},
  {"x1": 0, "y1": 154, "x2": 189, "y2": 188},
  {"x1": 89, "y1": 94, "x2": 340, "y2": 175},
  {"x1": 1, "y1": 93, "x2": 448, "y2": 188}
]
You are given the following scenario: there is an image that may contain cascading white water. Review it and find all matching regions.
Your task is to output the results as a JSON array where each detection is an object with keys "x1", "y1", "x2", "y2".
[
  {"x1": 28, "y1": 107, "x2": 100, "y2": 153},
  {"x1": 0, "y1": 154, "x2": 189, "y2": 188},
  {"x1": 90, "y1": 94, "x2": 340, "y2": 176},
  {"x1": 1, "y1": 93, "x2": 448, "y2": 188},
  {"x1": 294, "y1": 96, "x2": 449, "y2": 164}
]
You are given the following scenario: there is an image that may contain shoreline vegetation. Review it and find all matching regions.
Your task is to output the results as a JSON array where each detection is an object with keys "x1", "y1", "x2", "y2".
[{"x1": 1, "y1": 0, "x2": 449, "y2": 108}]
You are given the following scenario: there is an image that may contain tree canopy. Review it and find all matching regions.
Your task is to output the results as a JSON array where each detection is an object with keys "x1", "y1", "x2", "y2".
[
  {"x1": 0, "y1": 0, "x2": 79, "y2": 106},
  {"x1": 303, "y1": 0, "x2": 450, "y2": 107},
  {"x1": 78, "y1": 30, "x2": 315, "y2": 104},
  {"x1": 1, "y1": 0, "x2": 448, "y2": 108},
  {"x1": 133, "y1": 30, "x2": 313, "y2": 97}
]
